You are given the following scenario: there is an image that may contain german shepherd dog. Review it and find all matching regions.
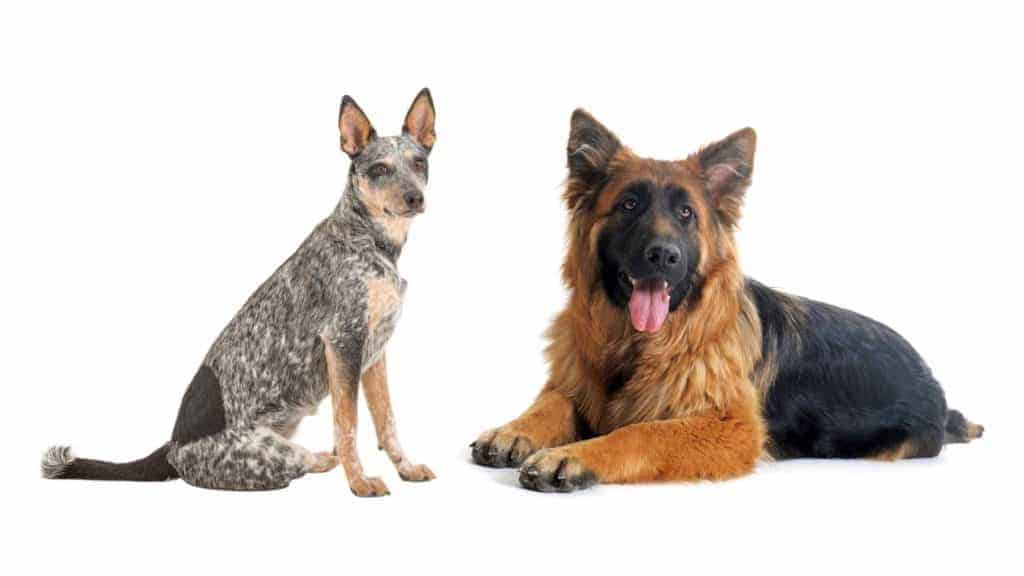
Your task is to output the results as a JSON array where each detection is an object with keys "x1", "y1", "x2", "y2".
[
  {"x1": 471, "y1": 110, "x2": 983, "y2": 492},
  {"x1": 42, "y1": 89, "x2": 437, "y2": 496}
]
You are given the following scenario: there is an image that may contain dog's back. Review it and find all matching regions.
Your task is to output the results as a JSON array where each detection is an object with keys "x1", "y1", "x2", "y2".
[{"x1": 748, "y1": 278, "x2": 983, "y2": 460}]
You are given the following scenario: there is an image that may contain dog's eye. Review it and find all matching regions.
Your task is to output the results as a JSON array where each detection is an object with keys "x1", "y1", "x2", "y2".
[
  {"x1": 621, "y1": 198, "x2": 638, "y2": 212},
  {"x1": 678, "y1": 206, "x2": 693, "y2": 221},
  {"x1": 412, "y1": 158, "x2": 427, "y2": 172},
  {"x1": 368, "y1": 164, "x2": 392, "y2": 179}
]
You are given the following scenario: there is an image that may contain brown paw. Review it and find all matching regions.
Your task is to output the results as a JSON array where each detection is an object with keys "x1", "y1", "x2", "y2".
[
  {"x1": 349, "y1": 476, "x2": 390, "y2": 497},
  {"x1": 471, "y1": 427, "x2": 536, "y2": 468},
  {"x1": 518, "y1": 449, "x2": 598, "y2": 493},
  {"x1": 308, "y1": 451, "x2": 340, "y2": 474},
  {"x1": 398, "y1": 463, "x2": 436, "y2": 482}
]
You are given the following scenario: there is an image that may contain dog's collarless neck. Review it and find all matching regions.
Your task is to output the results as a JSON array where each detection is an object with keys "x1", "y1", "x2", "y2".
[
  {"x1": 331, "y1": 193, "x2": 404, "y2": 263},
  {"x1": 370, "y1": 232, "x2": 403, "y2": 263}
]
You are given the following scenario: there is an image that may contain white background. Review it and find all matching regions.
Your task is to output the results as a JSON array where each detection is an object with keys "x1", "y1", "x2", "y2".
[{"x1": 2, "y1": 1, "x2": 1021, "y2": 574}]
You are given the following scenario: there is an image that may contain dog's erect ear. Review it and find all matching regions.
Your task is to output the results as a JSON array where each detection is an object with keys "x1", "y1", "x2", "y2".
[
  {"x1": 403, "y1": 88, "x2": 436, "y2": 152},
  {"x1": 698, "y1": 127, "x2": 756, "y2": 226},
  {"x1": 339, "y1": 95, "x2": 377, "y2": 158},
  {"x1": 567, "y1": 109, "x2": 622, "y2": 196}
]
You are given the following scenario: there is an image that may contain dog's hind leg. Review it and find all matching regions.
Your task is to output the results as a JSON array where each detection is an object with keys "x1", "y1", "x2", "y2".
[
  {"x1": 167, "y1": 427, "x2": 314, "y2": 491},
  {"x1": 308, "y1": 450, "x2": 340, "y2": 473}
]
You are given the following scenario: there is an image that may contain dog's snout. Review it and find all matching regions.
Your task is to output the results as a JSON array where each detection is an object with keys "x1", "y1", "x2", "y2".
[
  {"x1": 403, "y1": 190, "x2": 424, "y2": 211},
  {"x1": 645, "y1": 241, "x2": 681, "y2": 270}
]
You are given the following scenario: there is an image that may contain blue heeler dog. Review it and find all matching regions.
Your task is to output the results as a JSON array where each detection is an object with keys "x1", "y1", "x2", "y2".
[{"x1": 41, "y1": 89, "x2": 437, "y2": 496}]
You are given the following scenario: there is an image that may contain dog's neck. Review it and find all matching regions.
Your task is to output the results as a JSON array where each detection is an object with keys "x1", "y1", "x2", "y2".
[
  {"x1": 563, "y1": 254, "x2": 759, "y2": 427},
  {"x1": 329, "y1": 186, "x2": 406, "y2": 264}
]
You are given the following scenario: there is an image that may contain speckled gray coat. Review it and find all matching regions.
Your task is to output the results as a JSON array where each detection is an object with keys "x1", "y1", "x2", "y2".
[
  {"x1": 165, "y1": 178, "x2": 413, "y2": 490},
  {"x1": 42, "y1": 90, "x2": 436, "y2": 493}
]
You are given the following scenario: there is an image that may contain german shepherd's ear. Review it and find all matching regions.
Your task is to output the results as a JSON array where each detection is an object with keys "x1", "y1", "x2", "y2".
[
  {"x1": 698, "y1": 127, "x2": 756, "y2": 226},
  {"x1": 403, "y1": 88, "x2": 436, "y2": 152},
  {"x1": 566, "y1": 109, "x2": 622, "y2": 208},
  {"x1": 339, "y1": 95, "x2": 377, "y2": 158}
]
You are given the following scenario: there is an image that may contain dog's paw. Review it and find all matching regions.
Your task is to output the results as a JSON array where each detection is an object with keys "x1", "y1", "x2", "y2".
[
  {"x1": 471, "y1": 427, "x2": 536, "y2": 468},
  {"x1": 398, "y1": 462, "x2": 436, "y2": 482},
  {"x1": 308, "y1": 451, "x2": 340, "y2": 474},
  {"x1": 518, "y1": 449, "x2": 598, "y2": 493},
  {"x1": 349, "y1": 476, "x2": 390, "y2": 497}
]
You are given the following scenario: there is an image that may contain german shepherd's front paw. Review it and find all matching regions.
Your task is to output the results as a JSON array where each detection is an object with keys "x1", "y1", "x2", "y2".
[
  {"x1": 349, "y1": 476, "x2": 390, "y2": 497},
  {"x1": 518, "y1": 449, "x2": 598, "y2": 493},
  {"x1": 471, "y1": 428, "x2": 537, "y2": 468},
  {"x1": 398, "y1": 462, "x2": 436, "y2": 482}
]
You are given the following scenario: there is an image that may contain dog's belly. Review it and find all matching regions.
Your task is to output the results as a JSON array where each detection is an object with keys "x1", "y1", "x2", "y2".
[
  {"x1": 248, "y1": 339, "x2": 329, "y2": 433},
  {"x1": 258, "y1": 402, "x2": 319, "y2": 439}
]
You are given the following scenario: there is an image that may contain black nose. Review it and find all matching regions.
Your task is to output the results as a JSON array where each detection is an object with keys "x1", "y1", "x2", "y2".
[
  {"x1": 403, "y1": 190, "x2": 424, "y2": 211},
  {"x1": 645, "y1": 241, "x2": 681, "y2": 270}
]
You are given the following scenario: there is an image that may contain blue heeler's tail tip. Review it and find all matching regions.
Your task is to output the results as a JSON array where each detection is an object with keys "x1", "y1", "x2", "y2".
[{"x1": 41, "y1": 445, "x2": 74, "y2": 479}]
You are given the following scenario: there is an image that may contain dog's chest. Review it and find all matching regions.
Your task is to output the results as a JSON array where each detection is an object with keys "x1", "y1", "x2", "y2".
[{"x1": 362, "y1": 274, "x2": 406, "y2": 369}]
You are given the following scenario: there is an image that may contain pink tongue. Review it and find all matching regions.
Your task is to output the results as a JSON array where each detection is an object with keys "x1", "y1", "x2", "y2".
[{"x1": 629, "y1": 281, "x2": 670, "y2": 333}]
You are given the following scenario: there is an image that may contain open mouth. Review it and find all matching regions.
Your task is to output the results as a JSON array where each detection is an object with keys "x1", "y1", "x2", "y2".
[{"x1": 618, "y1": 271, "x2": 670, "y2": 333}]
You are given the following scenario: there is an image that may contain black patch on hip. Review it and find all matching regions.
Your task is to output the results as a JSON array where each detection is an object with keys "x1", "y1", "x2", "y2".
[{"x1": 171, "y1": 364, "x2": 227, "y2": 445}]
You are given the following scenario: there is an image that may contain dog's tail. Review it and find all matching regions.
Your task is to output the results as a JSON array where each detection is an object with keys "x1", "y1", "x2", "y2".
[
  {"x1": 943, "y1": 409, "x2": 984, "y2": 444},
  {"x1": 41, "y1": 443, "x2": 178, "y2": 482}
]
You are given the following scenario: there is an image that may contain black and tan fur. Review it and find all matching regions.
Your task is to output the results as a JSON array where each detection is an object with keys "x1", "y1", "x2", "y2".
[{"x1": 472, "y1": 109, "x2": 983, "y2": 492}]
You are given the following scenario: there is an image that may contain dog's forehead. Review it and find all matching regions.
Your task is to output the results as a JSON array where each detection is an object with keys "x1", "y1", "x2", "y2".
[
  {"x1": 358, "y1": 135, "x2": 424, "y2": 165},
  {"x1": 595, "y1": 159, "x2": 698, "y2": 213}
]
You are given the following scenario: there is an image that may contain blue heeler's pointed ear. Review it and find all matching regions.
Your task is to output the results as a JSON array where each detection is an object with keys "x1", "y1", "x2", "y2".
[
  {"x1": 339, "y1": 95, "x2": 377, "y2": 157},
  {"x1": 403, "y1": 88, "x2": 436, "y2": 152}
]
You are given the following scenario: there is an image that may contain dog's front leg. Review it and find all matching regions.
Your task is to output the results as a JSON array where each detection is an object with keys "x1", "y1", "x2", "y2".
[
  {"x1": 362, "y1": 354, "x2": 435, "y2": 482},
  {"x1": 518, "y1": 393, "x2": 765, "y2": 492},
  {"x1": 471, "y1": 389, "x2": 580, "y2": 468},
  {"x1": 323, "y1": 336, "x2": 389, "y2": 497}
]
